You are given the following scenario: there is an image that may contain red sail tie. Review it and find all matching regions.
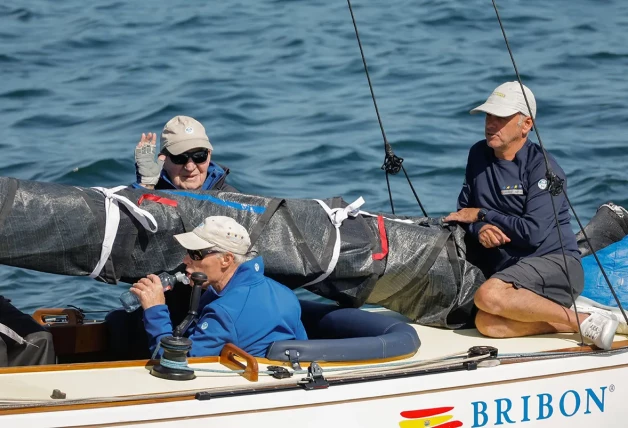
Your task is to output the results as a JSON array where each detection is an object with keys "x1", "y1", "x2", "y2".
[
  {"x1": 137, "y1": 194, "x2": 178, "y2": 207},
  {"x1": 372, "y1": 215, "x2": 388, "y2": 260}
]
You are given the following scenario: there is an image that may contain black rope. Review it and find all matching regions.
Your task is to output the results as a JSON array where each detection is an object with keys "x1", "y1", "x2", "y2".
[
  {"x1": 346, "y1": 0, "x2": 428, "y2": 217},
  {"x1": 491, "y1": 0, "x2": 628, "y2": 345},
  {"x1": 402, "y1": 165, "x2": 429, "y2": 218},
  {"x1": 385, "y1": 172, "x2": 395, "y2": 214}
]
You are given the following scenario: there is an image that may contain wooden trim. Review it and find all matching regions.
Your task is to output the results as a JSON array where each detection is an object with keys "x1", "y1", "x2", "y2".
[
  {"x1": 219, "y1": 344, "x2": 259, "y2": 382},
  {"x1": 553, "y1": 339, "x2": 628, "y2": 352},
  {"x1": 32, "y1": 308, "x2": 82, "y2": 326},
  {"x1": 0, "y1": 396, "x2": 192, "y2": 417},
  {"x1": 0, "y1": 356, "x2": 219, "y2": 374},
  {"x1": 0, "y1": 351, "x2": 417, "y2": 375},
  {"x1": 500, "y1": 339, "x2": 628, "y2": 364},
  {"x1": 252, "y1": 351, "x2": 418, "y2": 368}
]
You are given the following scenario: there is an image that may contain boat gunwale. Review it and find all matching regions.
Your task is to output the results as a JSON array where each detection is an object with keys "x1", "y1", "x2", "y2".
[{"x1": 1, "y1": 354, "x2": 628, "y2": 419}]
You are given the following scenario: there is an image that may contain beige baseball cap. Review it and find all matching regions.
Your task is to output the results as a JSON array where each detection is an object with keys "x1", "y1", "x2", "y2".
[
  {"x1": 470, "y1": 81, "x2": 536, "y2": 119},
  {"x1": 159, "y1": 115, "x2": 214, "y2": 155},
  {"x1": 174, "y1": 216, "x2": 251, "y2": 255}
]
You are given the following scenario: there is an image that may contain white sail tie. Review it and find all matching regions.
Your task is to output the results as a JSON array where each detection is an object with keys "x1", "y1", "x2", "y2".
[
  {"x1": 0, "y1": 322, "x2": 38, "y2": 348},
  {"x1": 303, "y1": 197, "x2": 365, "y2": 286},
  {"x1": 89, "y1": 186, "x2": 158, "y2": 279}
]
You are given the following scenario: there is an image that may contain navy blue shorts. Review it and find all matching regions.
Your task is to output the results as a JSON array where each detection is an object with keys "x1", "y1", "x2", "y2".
[{"x1": 492, "y1": 254, "x2": 584, "y2": 308}]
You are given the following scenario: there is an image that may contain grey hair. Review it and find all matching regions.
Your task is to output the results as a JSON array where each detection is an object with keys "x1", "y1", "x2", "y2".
[
  {"x1": 212, "y1": 245, "x2": 255, "y2": 265},
  {"x1": 517, "y1": 112, "x2": 534, "y2": 127}
]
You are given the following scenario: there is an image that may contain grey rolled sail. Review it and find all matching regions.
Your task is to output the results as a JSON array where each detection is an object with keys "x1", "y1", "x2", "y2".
[{"x1": 0, "y1": 176, "x2": 484, "y2": 328}]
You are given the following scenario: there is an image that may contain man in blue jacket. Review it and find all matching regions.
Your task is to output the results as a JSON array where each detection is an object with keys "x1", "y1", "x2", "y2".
[
  {"x1": 445, "y1": 81, "x2": 618, "y2": 350},
  {"x1": 130, "y1": 216, "x2": 307, "y2": 357},
  {"x1": 132, "y1": 115, "x2": 239, "y2": 325}
]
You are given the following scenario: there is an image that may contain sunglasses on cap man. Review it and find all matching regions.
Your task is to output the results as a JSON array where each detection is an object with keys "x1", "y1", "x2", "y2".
[
  {"x1": 187, "y1": 248, "x2": 221, "y2": 261},
  {"x1": 165, "y1": 149, "x2": 210, "y2": 165}
]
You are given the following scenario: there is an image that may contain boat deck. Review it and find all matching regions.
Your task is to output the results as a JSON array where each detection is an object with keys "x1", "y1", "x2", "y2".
[
  {"x1": 372, "y1": 307, "x2": 625, "y2": 360},
  {"x1": 0, "y1": 308, "x2": 625, "y2": 403}
]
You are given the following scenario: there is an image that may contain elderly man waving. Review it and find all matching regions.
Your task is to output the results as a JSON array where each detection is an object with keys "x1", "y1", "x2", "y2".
[
  {"x1": 445, "y1": 81, "x2": 618, "y2": 350},
  {"x1": 132, "y1": 115, "x2": 238, "y2": 192}
]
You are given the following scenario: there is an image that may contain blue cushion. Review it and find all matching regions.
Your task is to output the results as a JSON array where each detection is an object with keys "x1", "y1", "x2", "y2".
[{"x1": 265, "y1": 301, "x2": 420, "y2": 362}]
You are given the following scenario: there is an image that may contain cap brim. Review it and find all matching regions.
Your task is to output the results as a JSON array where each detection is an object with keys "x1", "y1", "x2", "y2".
[
  {"x1": 166, "y1": 139, "x2": 214, "y2": 155},
  {"x1": 470, "y1": 102, "x2": 520, "y2": 118},
  {"x1": 174, "y1": 232, "x2": 216, "y2": 250}
]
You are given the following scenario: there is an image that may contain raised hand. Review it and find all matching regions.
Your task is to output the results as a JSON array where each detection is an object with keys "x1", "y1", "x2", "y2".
[{"x1": 134, "y1": 133, "x2": 166, "y2": 188}]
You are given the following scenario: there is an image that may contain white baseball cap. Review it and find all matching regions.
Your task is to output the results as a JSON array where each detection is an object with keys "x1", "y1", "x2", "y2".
[
  {"x1": 174, "y1": 216, "x2": 251, "y2": 255},
  {"x1": 160, "y1": 115, "x2": 214, "y2": 155},
  {"x1": 470, "y1": 81, "x2": 536, "y2": 119}
]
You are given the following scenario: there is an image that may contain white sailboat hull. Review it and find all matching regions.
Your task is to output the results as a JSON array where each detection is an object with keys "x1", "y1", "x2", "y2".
[{"x1": 2, "y1": 321, "x2": 627, "y2": 428}]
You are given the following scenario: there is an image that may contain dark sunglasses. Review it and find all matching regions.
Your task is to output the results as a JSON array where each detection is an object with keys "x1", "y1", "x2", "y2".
[
  {"x1": 166, "y1": 149, "x2": 209, "y2": 165},
  {"x1": 187, "y1": 248, "x2": 219, "y2": 261}
]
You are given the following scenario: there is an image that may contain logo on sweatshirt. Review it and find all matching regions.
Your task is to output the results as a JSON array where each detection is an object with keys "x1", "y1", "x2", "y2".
[
  {"x1": 538, "y1": 179, "x2": 548, "y2": 190},
  {"x1": 501, "y1": 184, "x2": 523, "y2": 195}
]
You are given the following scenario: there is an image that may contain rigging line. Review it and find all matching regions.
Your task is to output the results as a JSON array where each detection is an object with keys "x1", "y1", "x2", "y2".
[
  {"x1": 402, "y1": 164, "x2": 429, "y2": 218},
  {"x1": 565, "y1": 192, "x2": 628, "y2": 324},
  {"x1": 385, "y1": 172, "x2": 395, "y2": 214},
  {"x1": 345, "y1": 0, "x2": 428, "y2": 217},
  {"x1": 491, "y1": 0, "x2": 628, "y2": 331},
  {"x1": 489, "y1": 1, "x2": 576, "y2": 347}
]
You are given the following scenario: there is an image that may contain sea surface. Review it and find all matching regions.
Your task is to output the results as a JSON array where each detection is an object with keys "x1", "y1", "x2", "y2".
[{"x1": 1, "y1": 0, "x2": 627, "y2": 314}]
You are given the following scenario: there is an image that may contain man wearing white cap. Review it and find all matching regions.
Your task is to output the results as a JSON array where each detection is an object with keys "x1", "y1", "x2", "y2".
[
  {"x1": 130, "y1": 216, "x2": 307, "y2": 357},
  {"x1": 444, "y1": 81, "x2": 618, "y2": 350},
  {"x1": 130, "y1": 116, "x2": 240, "y2": 330},
  {"x1": 132, "y1": 115, "x2": 238, "y2": 192}
]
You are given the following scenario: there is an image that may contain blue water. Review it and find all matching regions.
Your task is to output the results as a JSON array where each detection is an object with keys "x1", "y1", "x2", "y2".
[{"x1": 1, "y1": 0, "x2": 628, "y2": 314}]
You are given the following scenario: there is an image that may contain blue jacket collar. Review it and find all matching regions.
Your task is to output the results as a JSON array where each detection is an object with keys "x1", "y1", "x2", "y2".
[
  {"x1": 159, "y1": 162, "x2": 227, "y2": 190},
  {"x1": 201, "y1": 256, "x2": 265, "y2": 300}
]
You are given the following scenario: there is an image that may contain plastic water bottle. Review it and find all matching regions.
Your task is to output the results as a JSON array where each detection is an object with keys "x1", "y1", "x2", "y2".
[{"x1": 119, "y1": 272, "x2": 190, "y2": 313}]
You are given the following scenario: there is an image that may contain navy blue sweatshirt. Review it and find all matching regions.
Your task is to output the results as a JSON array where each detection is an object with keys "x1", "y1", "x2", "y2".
[{"x1": 457, "y1": 139, "x2": 579, "y2": 274}]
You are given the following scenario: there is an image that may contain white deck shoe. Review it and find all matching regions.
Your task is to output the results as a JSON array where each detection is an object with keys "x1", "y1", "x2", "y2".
[
  {"x1": 573, "y1": 305, "x2": 628, "y2": 335},
  {"x1": 579, "y1": 312, "x2": 619, "y2": 350}
]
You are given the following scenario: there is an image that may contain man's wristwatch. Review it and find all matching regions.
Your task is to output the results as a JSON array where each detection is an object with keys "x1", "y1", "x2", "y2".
[{"x1": 477, "y1": 208, "x2": 488, "y2": 222}]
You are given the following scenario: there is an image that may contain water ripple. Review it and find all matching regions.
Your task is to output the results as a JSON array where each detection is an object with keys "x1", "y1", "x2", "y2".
[{"x1": 1, "y1": 0, "x2": 628, "y2": 312}]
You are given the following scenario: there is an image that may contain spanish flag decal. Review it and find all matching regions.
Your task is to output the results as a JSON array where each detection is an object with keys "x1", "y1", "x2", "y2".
[{"x1": 399, "y1": 407, "x2": 462, "y2": 427}]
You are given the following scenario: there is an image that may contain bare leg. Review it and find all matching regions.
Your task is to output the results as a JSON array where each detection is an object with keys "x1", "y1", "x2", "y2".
[
  {"x1": 475, "y1": 310, "x2": 576, "y2": 338},
  {"x1": 474, "y1": 278, "x2": 588, "y2": 338}
]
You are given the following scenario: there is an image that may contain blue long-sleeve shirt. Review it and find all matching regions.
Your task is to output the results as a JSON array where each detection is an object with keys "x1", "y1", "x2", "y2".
[
  {"x1": 143, "y1": 256, "x2": 307, "y2": 357},
  {"x1": 457, "y1": 139, "x2": 579, "y2": 274}
]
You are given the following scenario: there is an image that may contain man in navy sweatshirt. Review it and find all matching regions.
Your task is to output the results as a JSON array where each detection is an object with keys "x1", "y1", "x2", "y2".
[
  {"x1": 130, "y1": 216, "x2": 307, "y2": 357},
  {"x1": 444, "y1": 81, "x2": 618, "y2": 350}
]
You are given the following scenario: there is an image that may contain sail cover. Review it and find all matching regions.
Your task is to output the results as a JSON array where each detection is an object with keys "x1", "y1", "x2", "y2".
[
  {"x1": 0, "y1": 177, "x2": 484, "y2": 328},
  {"x1": 576, "y1": 202, "x2": 628, "y2": 257}
]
